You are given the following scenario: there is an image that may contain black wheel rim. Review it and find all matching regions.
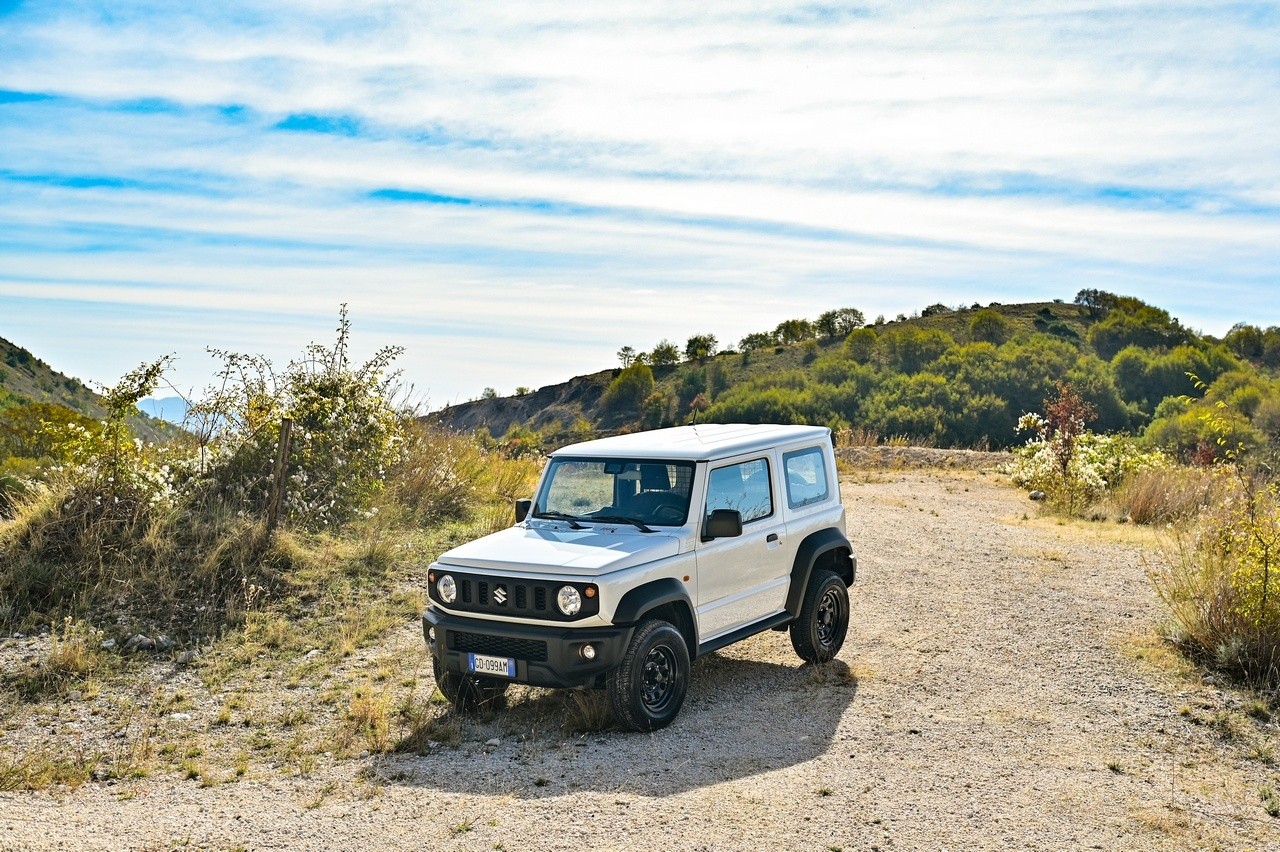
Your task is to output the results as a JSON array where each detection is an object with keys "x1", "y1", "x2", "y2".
[
  {"x1": 641, "y1": 643, "x2": 680, "y2": 713},
  {"x1": 816, "y1": 587, "x2": 845, "y2": 648}
]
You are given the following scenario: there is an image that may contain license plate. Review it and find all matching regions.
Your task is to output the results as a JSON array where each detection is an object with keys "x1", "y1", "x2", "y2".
[{"x1": 467, "y1": 653, "x2": 517, "y2": 678}]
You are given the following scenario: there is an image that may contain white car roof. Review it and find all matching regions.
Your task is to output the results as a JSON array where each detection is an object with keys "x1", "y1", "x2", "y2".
[{"x1": 549, "y1": 424, "x2": 832, "y2": 462}]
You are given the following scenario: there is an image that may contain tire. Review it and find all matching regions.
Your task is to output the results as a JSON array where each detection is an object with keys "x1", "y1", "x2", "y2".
[
  {"x1": 432, "y1": 655, "x2": 510, "y2": 713},
  {"x1": 789, "y1": 568, "x2": 849, "y2": 664},
  {"x1": 608, "y1": 619, "x2": 690, "y2": 732}
]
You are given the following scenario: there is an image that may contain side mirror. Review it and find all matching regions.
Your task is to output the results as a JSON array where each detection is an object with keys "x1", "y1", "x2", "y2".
[
  {"x1": 515, "y1": 499, "x2": 532, "y2": 523},
  {"x1": 702, "y1": 508, "x2": 743, "y2": 541}
]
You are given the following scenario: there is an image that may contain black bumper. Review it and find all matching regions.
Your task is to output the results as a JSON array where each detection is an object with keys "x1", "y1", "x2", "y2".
[{"x1": 423, "y1": 608, "x2": 634, "y2": 689}]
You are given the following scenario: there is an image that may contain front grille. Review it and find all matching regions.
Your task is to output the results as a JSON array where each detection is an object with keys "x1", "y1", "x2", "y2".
[
  {"x1": 450, "y1": 630, "x2": 548, "y2": 662},
  {"x1": 428, "y1": 569, "x2": 599, "y2": 621}
]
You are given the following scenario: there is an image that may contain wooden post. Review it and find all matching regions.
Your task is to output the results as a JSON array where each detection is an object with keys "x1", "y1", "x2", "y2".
[{"x1": 266, "y1": 417, "x2": 293, "y2": 535}]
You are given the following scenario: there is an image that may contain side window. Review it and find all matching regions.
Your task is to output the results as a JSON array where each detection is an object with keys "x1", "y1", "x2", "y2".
[
  {"x1": 784, "y1": 446, "x2": 830, "y2": 508},
  {"x1": 706, "y1": 458, "x2": 773, "y2": 524}
]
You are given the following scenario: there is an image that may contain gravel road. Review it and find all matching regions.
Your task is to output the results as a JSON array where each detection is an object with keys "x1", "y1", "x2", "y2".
[{"x1": 4, "y1": 468, "x2": 1279, "y2": 851}]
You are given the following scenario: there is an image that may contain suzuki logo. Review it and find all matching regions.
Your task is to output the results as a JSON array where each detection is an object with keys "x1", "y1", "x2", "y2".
[{"x1": 493, "y1": 585, "x2": 508, "y2": 605}]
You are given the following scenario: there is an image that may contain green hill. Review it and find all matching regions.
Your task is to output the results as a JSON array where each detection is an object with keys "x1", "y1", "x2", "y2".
[
  {"x1": 435, "y1": 293, "x2": 1280, "y2": 457},
  {"x1": 0, "y1": 337, "x2": 169, "y2": 443}
]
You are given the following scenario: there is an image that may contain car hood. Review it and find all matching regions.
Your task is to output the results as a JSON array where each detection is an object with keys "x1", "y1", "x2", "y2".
[{"x1": 435, "y1": 523, "x2": 681, "y2": 577}]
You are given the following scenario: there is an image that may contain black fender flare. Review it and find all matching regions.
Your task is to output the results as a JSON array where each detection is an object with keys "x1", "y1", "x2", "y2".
[
  {"x1": 613, "y1": 577, "x2": 695, "y2": 625},
  {"x1": 784, "y1": 527, "x2": 855, "y2": 618}
]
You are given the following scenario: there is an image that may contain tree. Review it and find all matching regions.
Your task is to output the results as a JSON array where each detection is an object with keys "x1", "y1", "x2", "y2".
[
  {"x1": 601, "y1": 363, "x2": 656, "y2": 415},
  {"x1": 739, "y1": 331, "x2": 777, "y2": 352},
  {"x1": 1087, "y1": 302, "x2": 1191, "y2": 359},
  {"x1": 684, "y1": 333, "x2": 718, "y2": 362},
  {"x1": 873, "y1": 327, "x2": 955, "y2": 374},
  {"x1": 816, "y1": 308, "x2": 865, "y2": 338},
  {"x1": 844, "y1": 327, "x2": 877, "y2": 363},
  {"x1": 650, "y1": 339, "x2": 680, "y2": 368},
  {"x1": 774, "y1": 318, "x2": 815, "y2": 344},
  {"x1": 617, "y1": 346, "x2": 637, "y2": 368},
  {"x1": 969, "y1": 309, "x2": 1012, "y2": 345}
]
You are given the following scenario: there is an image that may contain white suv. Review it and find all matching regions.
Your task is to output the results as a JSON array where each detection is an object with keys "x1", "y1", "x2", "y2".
[{"x1": 423, "y1": 423, "x2": 856, "y2": 731}]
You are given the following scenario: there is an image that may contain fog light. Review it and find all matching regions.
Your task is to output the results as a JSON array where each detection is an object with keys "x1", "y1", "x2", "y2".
[
  {"x1": 427, "y1": 627, "x2": 436, "y2": 643},
  {"x1": 580, "y1": 643, "x2": 597, "y2": 661},
  {"x1": 556, "y1": 585, "x2": 582, "y2": 616},
  {"x1": 437, "y1": 574, "x2": 457, "y2": 604}
]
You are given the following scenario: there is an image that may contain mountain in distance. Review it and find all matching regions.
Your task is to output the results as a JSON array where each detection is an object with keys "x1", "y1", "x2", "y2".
[{"x1": 138, "y1": 396, "x2": 190, "y2": 426}]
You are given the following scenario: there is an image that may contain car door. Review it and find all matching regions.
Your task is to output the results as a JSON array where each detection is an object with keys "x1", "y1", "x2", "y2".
[{"x1": 693, "y1": 453, "x2": 790, "y2": 640}]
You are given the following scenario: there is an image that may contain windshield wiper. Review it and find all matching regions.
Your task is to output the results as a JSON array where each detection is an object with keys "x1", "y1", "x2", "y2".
[
  {"x1": 588, "y1": 514, "x2": 655, "y2": 533},
  {"x1": 534, "y1": 511, "x2": 586, "y2": 530}
]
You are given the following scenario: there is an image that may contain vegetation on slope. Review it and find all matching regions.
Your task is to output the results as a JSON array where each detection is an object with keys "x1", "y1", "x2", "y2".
[{"x1": 449, "y1": 291, "x2": 1280, "y2": 466}]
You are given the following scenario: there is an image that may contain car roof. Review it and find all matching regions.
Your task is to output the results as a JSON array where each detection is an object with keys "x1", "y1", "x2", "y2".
[{"x1": 549, "y1": 424, "x2": 832, "y2": 462}]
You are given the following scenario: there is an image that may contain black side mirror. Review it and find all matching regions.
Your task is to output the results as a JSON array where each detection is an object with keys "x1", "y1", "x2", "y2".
[
  {"x1": 515, "y1": 499, "x2": 532, "y2": 523},
  {"x1": 703, "y1": 508, "x2": 743, "y2": 541}
]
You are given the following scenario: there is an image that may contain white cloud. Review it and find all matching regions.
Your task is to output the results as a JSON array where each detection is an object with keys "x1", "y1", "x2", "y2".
[{"x1": 1, "y1": 1, "x2": 1277, "y2": 401}]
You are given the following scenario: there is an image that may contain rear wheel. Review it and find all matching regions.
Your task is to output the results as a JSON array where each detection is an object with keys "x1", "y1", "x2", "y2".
[
  {"x1": 608, "y1": 619, "x2": 690, "y2": 732},
  {"x1": 790, "y1": 569, "x2": 849, "y2": 664},
  {"x1": 432, "y1": 655, "x2": 510, "y2": 713}
]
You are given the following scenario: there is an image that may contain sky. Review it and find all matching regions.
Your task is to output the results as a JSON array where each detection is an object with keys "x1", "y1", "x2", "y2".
[{"x1": 1, "y1": 1, "x2": 1278, "y2": 408}]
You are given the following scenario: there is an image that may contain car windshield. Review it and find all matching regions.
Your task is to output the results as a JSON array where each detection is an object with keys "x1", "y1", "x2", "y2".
[{"x1": 533, "y1": 457, "x2": 695, "y2": 527}]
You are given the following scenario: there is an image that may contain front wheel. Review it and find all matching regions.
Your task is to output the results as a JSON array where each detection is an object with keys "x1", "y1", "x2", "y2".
[
  {"x1": 432, "y1": 655, "x2": 510, "y2": 713},
  {"x1": 790, "y1": 569, "x2": 849, "y2": 664},
  {"x1": 608, "y1": 619, "x2": 690, "y2": 732}
]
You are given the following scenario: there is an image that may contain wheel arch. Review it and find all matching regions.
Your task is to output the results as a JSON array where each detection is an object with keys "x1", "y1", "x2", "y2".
[
  {"x1": 784, "y1": 527, "x2": 855, "y2": 618},
  {"x1": 613, "y1": 578, "x2": 697, "y2": 659}
]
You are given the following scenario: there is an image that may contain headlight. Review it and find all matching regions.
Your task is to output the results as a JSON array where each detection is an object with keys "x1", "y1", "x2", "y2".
[
  {"x1": 556, "y1": 585, "x2": 582, "y2": 616},
  {"x1": 437, "y1": 574, "x2": 457, "y2": 604}
]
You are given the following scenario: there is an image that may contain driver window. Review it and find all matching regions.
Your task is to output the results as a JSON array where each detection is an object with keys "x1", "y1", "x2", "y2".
[{"x1": 706, "y1": 459, "x2": 773, "y2": 524}]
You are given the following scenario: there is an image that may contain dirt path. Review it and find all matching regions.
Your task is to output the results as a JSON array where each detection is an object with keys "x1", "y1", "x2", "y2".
[{"x1": 4, "y1": 470, "x2": 1279, "y2": 851}]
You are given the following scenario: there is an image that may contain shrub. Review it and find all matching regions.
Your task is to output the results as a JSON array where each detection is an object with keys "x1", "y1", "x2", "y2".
[
  {"x1": 600, "y1": 363, "x2": 655, "y2": 416},
  {"x1": 1112, "y1": 465, "x2": 1219, "y2": 525},
  {"x1": 1151, "y1": 474, "x2": 1280, "y2": 684},
  {"x1": 185, "y1": 310, "x2": 404, "y2": 529},
  {"x1": 1009, "y1": 426, "x2": 1167, "y2": 514}
]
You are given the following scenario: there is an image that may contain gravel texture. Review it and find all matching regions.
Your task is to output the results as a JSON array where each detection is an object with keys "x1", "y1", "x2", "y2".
[{"x1": 3, "y1": 468, "x2": 1280, "y2": 851}]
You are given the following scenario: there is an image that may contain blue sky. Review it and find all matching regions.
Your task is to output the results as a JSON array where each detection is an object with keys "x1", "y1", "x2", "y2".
[{"x1": 1, "y1": 1, "x2": 1277, "y2": 407}]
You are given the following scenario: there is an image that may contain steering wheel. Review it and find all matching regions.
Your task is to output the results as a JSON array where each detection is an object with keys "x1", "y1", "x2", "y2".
[{"x1": 652, "y1": 504, "x2": 684, "y2": 523}]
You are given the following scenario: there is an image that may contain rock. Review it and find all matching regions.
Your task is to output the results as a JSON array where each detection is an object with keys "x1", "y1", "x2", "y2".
[
  {"x1": 358, "y1": 750, "x2": 370, "y2": 759},
  {"x1": 99, "y1": 638, "x2": 117, "y2": 651},
  {"x1": 1029, "y1": 490, "x2": 1047, "y2": 501},
  {"x1": 485, "y1": 737, "x2": 501, "y2": 747},
  {"x1": 305, "y1": 649, "x2": 323, "y2": 659},
  {"x1": 123, "y1": 634, "x2": 155, "y2": 653},
  {"x1": 169, "y1": 712, "x2": 192, "y2": 721},
  {"x1": 156, "y1": 635, "x2": 176, "y2": 652},
  {"x1": 175, "y1": 650, "x2": 198, "y2": 666}
]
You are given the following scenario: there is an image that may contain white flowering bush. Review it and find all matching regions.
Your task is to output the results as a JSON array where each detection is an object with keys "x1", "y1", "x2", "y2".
[
  {"x1": 1009, "y1": 430, "x2": 1168, "y2": 507},
  {"x1": 1008, "y1": 382, "x2": 1169, "y2": 515}
]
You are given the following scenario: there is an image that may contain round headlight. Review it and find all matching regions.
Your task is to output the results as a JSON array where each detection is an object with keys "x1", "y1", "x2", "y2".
[
  {"x1": 437, "y1": 574, "x2": 457, "y2": 604},
  {"x1": 556, "y1": 585, "x2": 582, "y2": 616}
]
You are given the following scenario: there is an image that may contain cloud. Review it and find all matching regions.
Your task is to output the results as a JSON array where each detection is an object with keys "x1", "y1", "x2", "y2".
[{"x1": 0, "y1": 1, "x2": 1277, "y2": 402}]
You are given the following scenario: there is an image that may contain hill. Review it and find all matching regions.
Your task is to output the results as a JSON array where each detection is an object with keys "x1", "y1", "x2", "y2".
[
  {"x1": 432, "y1": 294, "x2": 1280, "y2": 456},
  {"x1": 0, "y1": 336, "x2": 170, "y2": 443}
]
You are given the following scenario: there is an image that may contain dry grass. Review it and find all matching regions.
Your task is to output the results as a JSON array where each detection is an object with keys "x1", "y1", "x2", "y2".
[
  {"x1": 1111, "y1": 465, "x2": 1221, "y2": 525},
  {"x1": 562, "y1": 689, "x2": 614, "y2": 733},
  {"x1": 1149, "y1": 479, "x2": 1280, "y2": 686}
]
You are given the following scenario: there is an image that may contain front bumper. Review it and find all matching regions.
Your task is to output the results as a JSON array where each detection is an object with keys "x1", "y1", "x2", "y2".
[{"x1": 423, "y1": 608, "x2": 634, "y2": 689}]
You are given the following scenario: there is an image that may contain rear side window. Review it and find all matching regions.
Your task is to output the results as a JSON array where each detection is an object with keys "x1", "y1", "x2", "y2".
[
  {"x1": 706, "y1": 458, "x2": 773, "y2": 524},
  {"x1": 784, "y1": 446, "x2": 830, "y2": 508}
]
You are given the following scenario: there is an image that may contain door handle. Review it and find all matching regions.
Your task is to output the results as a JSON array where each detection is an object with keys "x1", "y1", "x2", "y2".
[{"x1": 767, "y1": 533, "x2": 779, "y2": 543}]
